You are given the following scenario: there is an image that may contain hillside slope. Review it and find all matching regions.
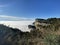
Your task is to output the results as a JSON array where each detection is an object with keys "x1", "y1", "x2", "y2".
[{"x1": 0, "y1": 18, "x2": 60, "y2": 45}]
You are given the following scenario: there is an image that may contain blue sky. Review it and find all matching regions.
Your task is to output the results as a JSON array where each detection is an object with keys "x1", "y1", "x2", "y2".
[{"x1": 0, "y1": 0, "x2": 60, "y2": 20}]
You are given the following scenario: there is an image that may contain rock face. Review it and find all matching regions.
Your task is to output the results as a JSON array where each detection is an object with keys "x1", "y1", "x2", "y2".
[{"x1": 0, "y1": 18, "x2": 60, "y2": 45}]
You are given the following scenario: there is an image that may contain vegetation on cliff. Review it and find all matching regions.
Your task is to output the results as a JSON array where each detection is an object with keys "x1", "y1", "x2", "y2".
[{"x1": 0, "y1": 18, "x2": 60, "y2": 45}]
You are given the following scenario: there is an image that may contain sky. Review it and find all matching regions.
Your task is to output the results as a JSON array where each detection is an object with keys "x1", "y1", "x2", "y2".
[{"x1": 0, "y1": 0, "x2": 60, "y2": 20}]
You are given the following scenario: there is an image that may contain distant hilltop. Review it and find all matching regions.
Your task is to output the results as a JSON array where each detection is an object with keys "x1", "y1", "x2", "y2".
[{"x1": 0, "y1": 18, "x2": 60, "y2": 45}]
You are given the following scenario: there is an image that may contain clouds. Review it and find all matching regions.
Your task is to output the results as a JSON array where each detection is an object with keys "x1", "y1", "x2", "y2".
[
  {"x1": 0, "y1": 21, "x2": 34, "y2": 32},
  {"x1": 0, "y1": 4, "x2": 8, "y2": 13},
  {"x1": 0, "y1": 5, "x2": 5, "y2": 12},
  {"x1": 0, "y1": 3, "x2": 8, "y2": 8},
  {"x1": 0, "y1": 1, "x2": 15, "y2": 13},
  {"x1": 0, "y1": 5, "x2": 6, "y2": 7},
  {"x1": 0, "y1": 15, "x2": 34, "y2": 31},
  {"x1": 0, "y1": 15, "x2": 34, "y2": 21}
]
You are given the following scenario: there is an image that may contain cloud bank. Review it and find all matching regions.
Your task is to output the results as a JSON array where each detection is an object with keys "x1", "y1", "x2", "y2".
[
  {"x1": 0, "y1": 15, "x2": 34, "y2": 21},
  {"x1": 0, "y1": 21, "x2": 34, "y2": 32},
  {"x1": 0, "y1": 15, "x2": 34, "y2": 31}
]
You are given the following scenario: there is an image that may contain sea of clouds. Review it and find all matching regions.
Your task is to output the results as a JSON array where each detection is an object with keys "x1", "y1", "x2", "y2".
[{"x1": 0, "y1": 21, "x2": 34, "y2": 32}]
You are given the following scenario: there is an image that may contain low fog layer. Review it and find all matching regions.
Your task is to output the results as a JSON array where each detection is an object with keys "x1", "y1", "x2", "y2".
[{"x1": 0, "y1": 21, "x2": 34, "y2": 32}]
